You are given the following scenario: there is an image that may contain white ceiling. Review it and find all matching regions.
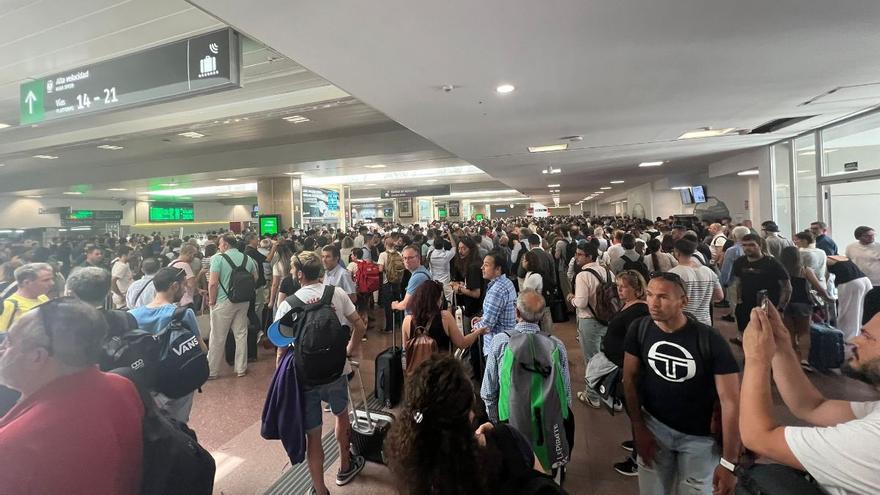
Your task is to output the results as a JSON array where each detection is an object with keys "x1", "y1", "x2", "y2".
[{"x1": 189, "y1": 0, "x2": 880, "y2": 205}]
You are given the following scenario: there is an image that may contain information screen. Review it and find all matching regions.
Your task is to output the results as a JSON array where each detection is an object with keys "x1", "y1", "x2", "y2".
[
  {"x1": 475, "y1": 213, "x2": 485, "y2": 221},
  {"x1": 149, "y1": 203, "x2": 194, "y2": 222},
  {"x1": 69, "y1": 210, "x2": 94, "y2": 220},
  {"x1": 680, "y1": 189, "x2": 694, "y2": 205},
  {"x1": 20, "y1": 29, "x2": 240, "y2": 125},
  {"x1": 259, "y1": 215, "x2": 280, "y2": 236},
  {"x1": 691, "y1": 185, "x2": 707, "y2": 204}
]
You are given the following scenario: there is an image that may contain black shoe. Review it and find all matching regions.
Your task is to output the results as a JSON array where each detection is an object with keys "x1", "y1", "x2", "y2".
[
  {"x1": 620, "y1": 440, "x2": 634, "y2": 452},
  {"x1": 614, "y1": 458, "x2": 638, "y2": 476},
  {"x1": 721, "y1": 314, "x2": 736, "y2": 322},
  {"x1": 336, "y1": 454, "x2": 365, "y2": 486}
]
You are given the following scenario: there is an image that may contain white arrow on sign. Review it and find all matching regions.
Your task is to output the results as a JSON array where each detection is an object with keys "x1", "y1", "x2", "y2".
[{"x1": 24, "y1": 91, "x2": 37, "y2": 114}]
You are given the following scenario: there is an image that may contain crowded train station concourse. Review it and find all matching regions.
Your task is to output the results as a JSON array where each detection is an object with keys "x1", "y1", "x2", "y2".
[{"x1": 2, "y1": 1, "x2": 880, "y2": 494}]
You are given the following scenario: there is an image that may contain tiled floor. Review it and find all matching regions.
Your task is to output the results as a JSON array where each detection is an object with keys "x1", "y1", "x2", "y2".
[{"x1": 191, "y1": 306, "x2": 880, "y2": 495}]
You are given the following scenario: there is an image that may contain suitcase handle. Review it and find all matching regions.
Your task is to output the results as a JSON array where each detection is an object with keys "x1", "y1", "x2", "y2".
[{"x1": 348, "y1": 361, "x2": 376, "y2": 431}]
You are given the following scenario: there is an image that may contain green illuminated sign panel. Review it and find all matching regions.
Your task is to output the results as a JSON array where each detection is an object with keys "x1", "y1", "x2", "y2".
[
  {"x1": 259, "y1": 215, "x2": 280, "y2": 236},
  {"x1": 149, "y1": 203, "x2": 194, "y2": 222},
  {"x1": 69, "y1": 210, "x2": 94, "y2": 220},
  {"x1": 475, "y1": 213, "x2": 484, "y2": 221},
  {"x1": 438, "y1": 208, "x2": 447, "y2": 218}
]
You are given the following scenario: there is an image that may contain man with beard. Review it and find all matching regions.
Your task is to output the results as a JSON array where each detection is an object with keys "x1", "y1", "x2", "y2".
[{"x1": 740, "y1": 304, "x2": 880, "y2": 494}]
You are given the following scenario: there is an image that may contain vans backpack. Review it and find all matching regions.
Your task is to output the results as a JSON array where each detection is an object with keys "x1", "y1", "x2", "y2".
[
  {"x1": 404, "y1": 323, "x2": 438, "y2": 374},
  {"x1": 136, "y1": 386, "x2": 216, "y2": 495},
  {"x1": 620, "y1": 255, "x2": 650, "y2": 282},
  {"x1": 498, "y1": 331, "x2": 571, "y2": 472},
  {"x1": 288, "y1": 285, "x2": 350, "y2": 386},
  {"x1": 154, "y1": 307, "x2": 209, "y2": 399},
  {"x1": 219, "y1": 253, "x2": 256, "y2": 303},
  {"x1": 582, "y1": 268, "x2": 620, "y2": 325},
  {"x1": 100, "y1": 310, "x2": 162, "y2": 390},
  {"x1": 355, "y1": 259, "x2": 381, "y2": 294},
  {"x1": 385, "y1": 251, "x2": 405, "y2": 285}
]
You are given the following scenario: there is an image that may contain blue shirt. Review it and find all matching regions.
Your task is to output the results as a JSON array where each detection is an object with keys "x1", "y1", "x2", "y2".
[
  {"x1": 719, "y1": 243, "x2": 744, "y2": 287},
  {"x1": 480, "y1": 321, "x2": 572, "y2": 421},
  {"x1": 405, "y1": 266, "x2": 432, "y2": 315},
  {"x1": 816, "y1": 234, "x2": 839, "y2": 256},
  {"x1": 128, "y1": 304, "x2": 200, "y2": 336},
  {"x1": 473, "y1": 275, "x2": 517, "y2": 354}
]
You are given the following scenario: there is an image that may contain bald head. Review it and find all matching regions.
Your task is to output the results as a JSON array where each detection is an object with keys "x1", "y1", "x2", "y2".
[{"x1": 516, "y1": 289, "x2": 546, "y2": 324}]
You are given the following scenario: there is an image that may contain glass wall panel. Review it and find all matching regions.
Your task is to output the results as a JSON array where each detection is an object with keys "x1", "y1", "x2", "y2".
[
  {"x1": 795, "y1": 134, "x2": 818, "y2": 233},
  {"x1": 823, "y1": 112, "x2": 880, "y2": 176},
  {"x1": 829, "y1": 178, "x2": 880, "y2": 246},
  {"x1": 772, "y1": 141, "x2": 793, "y2": 238}
]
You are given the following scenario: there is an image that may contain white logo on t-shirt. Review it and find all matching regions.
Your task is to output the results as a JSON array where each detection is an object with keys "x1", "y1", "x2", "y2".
[{"x1": 647, "y1": 341, "x2": 697, "y2": 383}]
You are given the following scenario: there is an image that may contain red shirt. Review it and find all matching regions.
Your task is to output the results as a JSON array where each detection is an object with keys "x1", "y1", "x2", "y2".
[{"x1": 0, "y1": 367, "x2": 144, "y2": 495}]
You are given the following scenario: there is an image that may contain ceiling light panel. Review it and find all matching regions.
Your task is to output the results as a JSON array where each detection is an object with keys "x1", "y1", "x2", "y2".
[
  {"x1": 547, "y1": 184, "x2": 560, "y2": 188},
  {"x1": 97, "y1": 145, "x2": 124, "y2": 150},
  {"x1": 33, "y1": 154, "x2": 59, "y2": 159},
  {"x1": 150, "y1": 183, "x2": 258, "y2": 197},
  {"x1": 364, "y1": 164, "x2": 387, "y2": 169},
  {"x1": 302, "y1": 165, "x2": 483, "y2": 187},
  {"x1": 737, "y1": 169, "x2": 760, "y2": 176},
  {"x1": 677, "y1": 128, "x2": 736, "y2": 140},
  {"x1": 178, "y1": 132, "x2": 205, "y2": 139},
  {"x1": 610, "y1": 180, "x2": 625, "y2": 184},
  {"x1": 638, "y1": 161, "x2": 664, "y2": 167},
  {"x1": 600, "y1": 187, "x2": 612, "y2": 190},
  {"x1": 283, "y1": 115, "x2": 311, "y2": 123},
  {"x1": 496, "y1": 84, "x2": 515, "y2": 94},
  {"x1": 528, "y1": 144, "x2": 568, "y2": 153},
  {"x1": 106, "y1": 188, "x2": 127, "y2": 191}
]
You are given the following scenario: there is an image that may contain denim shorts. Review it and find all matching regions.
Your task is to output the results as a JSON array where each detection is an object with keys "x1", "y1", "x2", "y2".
[{"x1": 303, "y1": 375, "x2": 349, "y2": 432}]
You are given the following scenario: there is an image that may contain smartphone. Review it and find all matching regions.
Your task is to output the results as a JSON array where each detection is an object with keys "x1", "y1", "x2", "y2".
[{"x1": 757, "y1": 289, "x2": 769, "y2": 313}]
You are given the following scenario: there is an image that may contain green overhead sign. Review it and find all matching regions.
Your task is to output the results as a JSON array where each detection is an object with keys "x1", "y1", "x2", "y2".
[{"x1": 20, "y1": 80, "x2": 45, "y2": 125}]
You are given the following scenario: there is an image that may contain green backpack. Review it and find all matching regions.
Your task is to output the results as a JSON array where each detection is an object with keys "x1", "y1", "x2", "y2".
[{"x1": 498, "y1": 331, "x2": 571, "y2": 472}]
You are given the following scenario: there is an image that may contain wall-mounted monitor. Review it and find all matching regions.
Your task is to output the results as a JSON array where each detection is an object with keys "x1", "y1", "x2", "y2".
[
  {"x1": 691, "y1": 185, "x2": 707, "y2": 204},
  {"x1": 679, "y1": 189, "x2": 694, "y2": 205},
  {"x1": 259, "y1": 215, "x2": 281, "y2": 236},
  {"x1": 149, "y1": 202, "x2": 194, "y2": 222}
]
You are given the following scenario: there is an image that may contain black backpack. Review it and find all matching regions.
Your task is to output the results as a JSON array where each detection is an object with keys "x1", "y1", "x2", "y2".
[
  {"x1": 154, "y1": 307, "x2": 209, "y2": 399},
  {"x1": 620, "y1": 255, "x2": 650, "y2": 281},
  {"x1": 288, "y1": 285, "x2": 350, "y2": 386},
  {"x1": 494, "y1": 423, "x2": 569, "y2": 495},
  {"x1": 100, "y1": 310, "x2": 161, "y2": 391},
  {"x1": 219, "y1": 253, "x2": 256, "y2": 303},
  {"x1": 564, "y1": 240, "x2": 577, "y2": 267},
  {"x1": 136, "y1": 385, "x2": 216, "y2": 495}
]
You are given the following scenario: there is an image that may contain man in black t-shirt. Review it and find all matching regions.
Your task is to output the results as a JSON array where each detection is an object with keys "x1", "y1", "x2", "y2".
[
  {"x1": 623, "y1": 273, "x2": 741, "y2": 495},
  {"x1": 731, "y1": 234, "x2": 791, "y2": 338}
]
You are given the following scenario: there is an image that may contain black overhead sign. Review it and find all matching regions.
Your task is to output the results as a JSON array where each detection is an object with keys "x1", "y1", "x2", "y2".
[
  {"x1": 20, "y1": 29, "x2": 241, "y2": 125},
  {"x1": 380, "y1": 185, "x2": 451, "y2": 199}
]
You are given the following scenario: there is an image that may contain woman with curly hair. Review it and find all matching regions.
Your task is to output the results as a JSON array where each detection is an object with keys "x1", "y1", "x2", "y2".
[{"x1": 385, "y1": 355, "x2": 542, "y2": 495}]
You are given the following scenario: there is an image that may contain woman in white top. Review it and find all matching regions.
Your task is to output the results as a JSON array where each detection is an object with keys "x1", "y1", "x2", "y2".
[
  {"x1": 644, "y1": 238, "x2": 678, "y2": 273},
  {"x1": 426, "y1": 238, "x2": 457, "y2": 303},
  {"x1": 522, "y1": 250, "x2": 554, "y2": 333}
]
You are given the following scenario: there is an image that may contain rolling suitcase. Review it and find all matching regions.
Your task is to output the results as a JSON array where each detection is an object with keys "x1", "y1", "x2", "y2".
[
  {"x1": 808, "y1": 322, "x2": 845, "y2": 371},
  {"x1": 349, "y1": 361, "x2": 394, "y2": 464},
  {"x1": 375, "y1": 314, "x2": 404, "y2": 408}
]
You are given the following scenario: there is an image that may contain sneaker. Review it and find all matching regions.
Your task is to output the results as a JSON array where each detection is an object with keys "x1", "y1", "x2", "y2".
[
  {"x1": 361, "y1": 334, "x2": 368, "y2": 342},
  {"x1": 613, "y1": 399, "x2": 624, "y2": 413},
  {"x1": 614, "y1": 458, "x2": 638, "y2": 476},
  {"x1": 620, "y1": 440, "x2": 634, "y2": 452},
  {"x1": 800, "y1": 360, "x2": 816, "y2": 373},
  {"x1": 336, "y1": 453, "x2": 365, "y2": 486},
  {"x1": 236, "y1": 371, "x2": 247, "y2": 378},
  {"x1": 323, "y1": 403, "x2": 332, "y2": 412},
  {"x1": 577, "y1": 390, "x2": 601, "y2": 409},
  {"x1": 721, "y1": 314, "x2": 736, "y2": 322}
]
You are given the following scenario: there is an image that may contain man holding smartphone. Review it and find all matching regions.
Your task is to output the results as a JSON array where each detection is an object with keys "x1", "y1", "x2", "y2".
[{"x1": 731, "y1": 233, "x2": 791, "y2": 345}]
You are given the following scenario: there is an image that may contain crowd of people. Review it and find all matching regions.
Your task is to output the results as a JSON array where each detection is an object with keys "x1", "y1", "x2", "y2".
[{"x1": 0, "y1": 214, "x2": 879, "y2": 494}]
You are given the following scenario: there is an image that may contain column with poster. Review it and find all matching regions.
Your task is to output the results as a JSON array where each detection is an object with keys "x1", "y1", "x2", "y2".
[{"x1": 448, "y1": 200, "x2": 460, "y2": 219}]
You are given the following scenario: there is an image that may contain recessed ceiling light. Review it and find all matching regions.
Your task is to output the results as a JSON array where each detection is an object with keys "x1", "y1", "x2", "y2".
[
  {"x1": 671, "y1": 186, "x2": 691, "y2": 190},
  {"x1": 364, "y1": 164, "x2": 387, "y2": 169},
  {"x1": 496, "y1": 84, "x2": 515, "y2": 94},
  {"x1": 160, "y1": 182, "x2": 178, "y2": 187},
  {"x1": 528, "y1": 144, "x2": 568, "y2": 153},
  {"x1": 63, "y1": 191, "x2": 82, "y2": 195},
  {"x1": 0, "y1": 164, "x2": 5, "y2": 167},
  {"x1": 33, "y1": 154, "x2": 59, "y2": 160},
  {"x1": 106, "y1": 188, "x2": 127, "y2": 191},
  {"x1": 0, "y1": 123, "x2": 10, "y2": 129},
  {"x1": 283, "y1": 115, "x2": 310, "y2": 123},
  {"x1": 677, "y1": 127, "x2": 736, "y2": 140},
  {"x1": 547, "y1": 184, "x2": 560, "y2": 188},
  {"x1": 638, "y1": 161, "x2": 664, "y2": 167},
  {"x1": 217, "y1": 178, "x2": 236, "y2": 182},
  {"x1": 24, "y1": 195, "x2": 42, "y2": 198},
  {"x1": 178, "y1": 132, "x2": 205, "y2": 139},
  {"x1": 737, "y1": 169, "x2": 760, "y2": 176},
  {"x1": 610, "y1": 180, "x2": 625, "y2": 184},
  {"x1": 284, "y1": 172, "x2": 304, "y2": 176},
  {"x1": 217, "y1": 193, "x2": 231, "y2": 197},
  {"x1": 600, "y1": 186, "x2": 612, "y2": 190},
  {"x1": 365, "y1": 183, "x2": 377, "y2": 186},
  {"x1": 97, "y1": 145, "x2": 124, "y2": 150},
  {"x1": 425, "y1": 179, "x2": 438, "y2": 183},
  {"x1": 542, "y1": 167, "x2": 562, "y2": 175}
]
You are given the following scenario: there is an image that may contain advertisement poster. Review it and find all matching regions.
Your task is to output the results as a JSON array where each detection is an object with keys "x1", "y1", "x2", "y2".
[{"x1": 302, "y1": 187, "x2": 340, "y2": 222}]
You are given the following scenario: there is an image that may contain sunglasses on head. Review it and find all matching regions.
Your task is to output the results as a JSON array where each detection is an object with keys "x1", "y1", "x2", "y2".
[{"x1": 649, "y1": 271, "x2": 687, "y2": 295}]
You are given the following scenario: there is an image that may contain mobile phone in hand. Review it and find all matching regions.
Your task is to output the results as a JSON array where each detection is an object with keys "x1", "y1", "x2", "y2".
[{"x1": 757, "y1": 289, "x2": 769, "y2": 313}]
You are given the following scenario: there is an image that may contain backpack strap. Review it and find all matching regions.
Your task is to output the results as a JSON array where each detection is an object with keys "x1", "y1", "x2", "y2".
[
  {"x1": 320, "y1": 284, "x2": 336, "y2": 306},
  {"x1": 171, "y1": 305, "x2": 189, "y2": 322},
  {"x1": 134, "y1": 278, "x2": 154, "y2": 305},
  {"x1": 217, "y1": 253, "x2": 237, "y2": 298},
  {"x1": 6, "y1": 299, "x2": 19, "y2": 327}
]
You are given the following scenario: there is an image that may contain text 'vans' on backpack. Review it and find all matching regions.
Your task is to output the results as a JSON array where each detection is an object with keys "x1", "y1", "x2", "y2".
[
  {"x1": 620, "y1": 254, "x2": 650, "y2": 282},
  {"x1": 385, "y1": 252, "x2": 405, "y2": 285},
  {"x1": 355, "y1": 259, "x2": 381, "y2": 294},
  {"x1": 219, "y1": 253, "x2": 256, "y2": 303},
  {"x1": 288, "y1": 285, "x2": 350, "y2": 386},
  {"x1": 498, "y1": 331, "x2": 571, "y2": 472},
  {"x1": 154, "y1": 307, "x2": 209, "y2": 399},
  {"x1": 582, "y1": 267, "x2": 620, "y2": 325},
  {"x1": 404, "y1": 325, "x2": 438, "y2": 374}
]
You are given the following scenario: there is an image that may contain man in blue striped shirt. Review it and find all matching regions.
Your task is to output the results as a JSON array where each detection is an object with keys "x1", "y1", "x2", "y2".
[{"x1": 471, "y1": 250, "x2": 517, "y2": 357}]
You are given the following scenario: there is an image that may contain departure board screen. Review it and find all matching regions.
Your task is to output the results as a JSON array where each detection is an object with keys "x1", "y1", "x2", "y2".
[{"x1": 149, "y1": 203, "x2": 194, "y2": 222}]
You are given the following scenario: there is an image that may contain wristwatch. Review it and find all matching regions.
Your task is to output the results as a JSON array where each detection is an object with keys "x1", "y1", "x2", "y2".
[{"x1": 719, "y1": 457, "x2": 736, "y2": 473}]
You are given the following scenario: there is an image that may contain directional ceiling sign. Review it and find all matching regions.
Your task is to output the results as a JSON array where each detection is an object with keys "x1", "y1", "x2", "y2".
[{"x1": 19, "y1": 29, "x2": 241, "y2": 125}]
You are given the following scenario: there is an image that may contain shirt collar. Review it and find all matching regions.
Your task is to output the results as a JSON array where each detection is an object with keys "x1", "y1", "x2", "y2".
[{"x1": 514, "y1": 321, "x2": 541, "y2": 333}]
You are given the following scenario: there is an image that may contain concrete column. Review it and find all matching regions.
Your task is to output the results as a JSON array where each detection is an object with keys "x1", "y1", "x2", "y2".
[{"x1": 257, "y1": 177, "x2": 303, "y2": 231}]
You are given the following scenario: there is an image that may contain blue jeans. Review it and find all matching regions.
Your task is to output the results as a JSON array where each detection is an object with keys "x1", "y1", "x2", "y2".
[
  {"x1": 637, "y1": 415, "x2": 718, "y2": 495},
  {"x1": 302, "y1": 376, "x2": 350, "y2": 432},
  {"x1": 577, "y1": 317, "x2": 607, "y2": 400}
]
